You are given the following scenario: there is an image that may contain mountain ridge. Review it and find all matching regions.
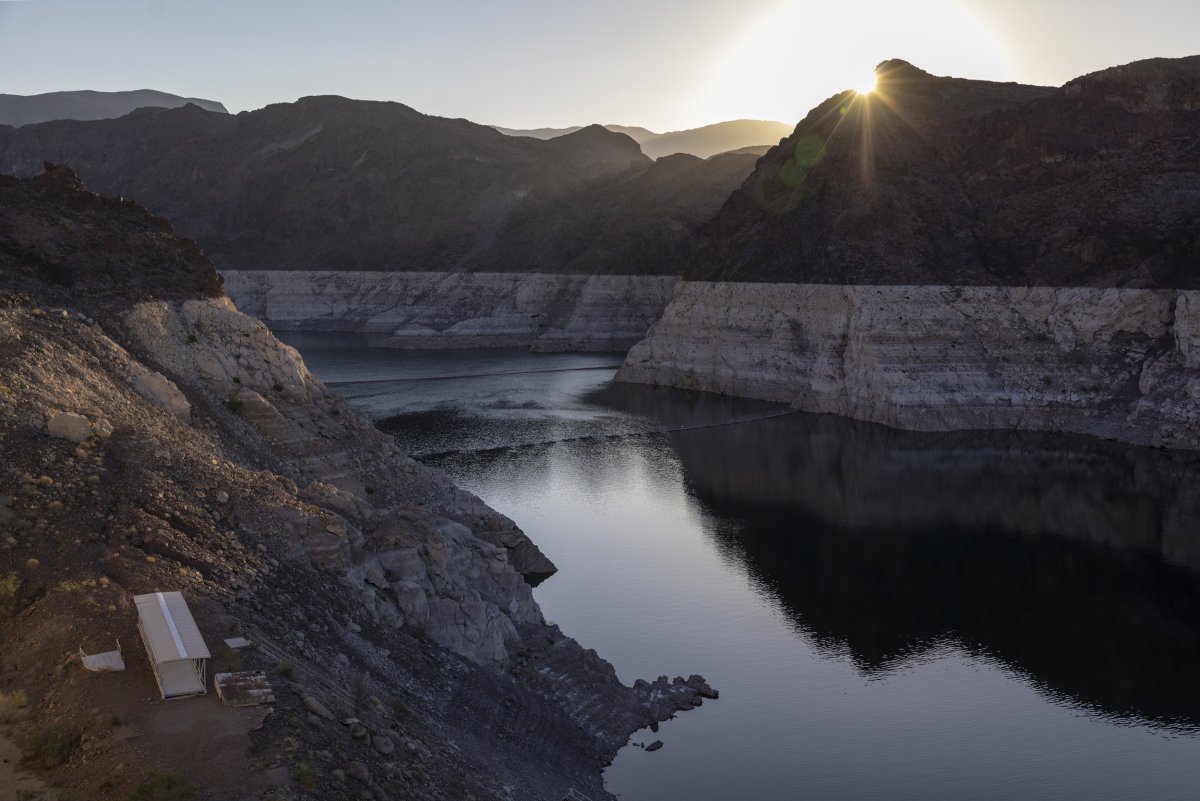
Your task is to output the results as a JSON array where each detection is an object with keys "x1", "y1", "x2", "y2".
[
  {"x1": 0, "y1": 95, "x2": 758, "y2": 274},
  {"x1": 493, "y1": 118, "x2": 793, "y2": 159},
  {"x1": 0, "y1": 89, "x2": 228, "y2": 126}
]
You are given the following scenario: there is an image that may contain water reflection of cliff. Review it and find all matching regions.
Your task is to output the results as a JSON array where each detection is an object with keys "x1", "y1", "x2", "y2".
[{"x1": 596, "y1": 384, "x2": 1200, "y2": 728}]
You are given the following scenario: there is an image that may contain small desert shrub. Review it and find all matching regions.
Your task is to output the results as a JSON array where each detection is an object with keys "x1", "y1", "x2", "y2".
[
  {"x1": 186, "y1": 334, "x2": 197, "y2": 344},
  {"x1": 0, "y1": 572, "x2": 19, "y2": 616},
  {"x1": 272, "y1": 382, "x2": 284, "y2": 393},
  {"x1": 0, "y1": 689, "x2": 28, "y2": 721},
  {"x1": 277, "y1": 659, "x2": 295, "y2": 680},
  {"x1": 226, "y1": 395, "x2": 244, "y2": 414},
  {"x1": 294, "y1": 761, "x2": 318, "y2": 790},
  {"x1": 15, "y1": 724, "x2": 74, "y2": 768},
  {"x1": 57, "y1": 580, "x2": 84, "y2": 594},
  {"x1": 128, "y1": 769, "x2": 196, "y2": 801}
]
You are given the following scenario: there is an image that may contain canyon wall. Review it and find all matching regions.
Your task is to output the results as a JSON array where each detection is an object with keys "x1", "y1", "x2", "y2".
[
  {"x1": 617, "y1": 282, "x2": 1200, "y2": 450},
  {"x1": 223, "y1": 269, "x2": 679, "y2": 352}
]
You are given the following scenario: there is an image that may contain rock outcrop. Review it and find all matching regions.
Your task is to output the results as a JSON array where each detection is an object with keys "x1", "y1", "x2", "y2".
[
  {"x1": 0, "y1": 166, "x2": 712, "y2": 800},
  {"x1": 620, "y1": 57, "x2": 1200, "y2": 448},
  {"x1": 0, "y1": 97, "x2": 757, "y2": 276},
  {"x1": 224, "y1": 270, "x2": 679, "y2": 351}
]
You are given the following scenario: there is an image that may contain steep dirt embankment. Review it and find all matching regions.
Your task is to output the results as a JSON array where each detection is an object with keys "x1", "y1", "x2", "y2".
[
  {"x1": 224, "y1": 270, "x2": 679, "y2": 352},
  {"x1": 0, "y1": 166, "x2": 714, "y2": 801},
  {"x1": 619, "y1": 57, "x2": 1200, "y2": 448}
]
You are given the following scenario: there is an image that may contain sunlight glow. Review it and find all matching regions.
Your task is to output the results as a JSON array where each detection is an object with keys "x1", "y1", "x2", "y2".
[
  {"x1": 855, "y1": 74, "x2": 878, "y2": 95},
  {"x1": 697, "y1": 0, "x2": 1011, "y2": 124}
]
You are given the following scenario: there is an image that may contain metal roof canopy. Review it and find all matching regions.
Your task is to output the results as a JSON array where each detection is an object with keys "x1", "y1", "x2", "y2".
[{"x1": 133, "y1": 592, "x2": 211, "y2": 700}]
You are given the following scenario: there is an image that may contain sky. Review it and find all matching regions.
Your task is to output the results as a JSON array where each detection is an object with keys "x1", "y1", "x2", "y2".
[{"x1": 0, "y1": 0, "x2": 1197, "y2": 131}]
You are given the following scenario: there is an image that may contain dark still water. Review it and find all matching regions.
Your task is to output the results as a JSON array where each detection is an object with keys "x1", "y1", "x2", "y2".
[{"x1": 281, "y1": 332, "x2": 1200, "y2": 801}]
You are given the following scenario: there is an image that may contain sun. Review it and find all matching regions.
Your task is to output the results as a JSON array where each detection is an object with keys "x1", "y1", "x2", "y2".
[
  {"x1": 696, "y1": 0, "x2": 1011, "y2": 124},
  {"x1": 855, "y1": 74, "x2": 878, "y2": 95}
]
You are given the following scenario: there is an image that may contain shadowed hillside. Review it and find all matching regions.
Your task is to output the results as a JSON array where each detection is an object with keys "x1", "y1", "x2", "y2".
[
  {"x1": 0, "y1": 98, "x2": 757, "y2": 274},
  {"x1": 689, "y1": 57, "x2": 1200, "y2": 288}
]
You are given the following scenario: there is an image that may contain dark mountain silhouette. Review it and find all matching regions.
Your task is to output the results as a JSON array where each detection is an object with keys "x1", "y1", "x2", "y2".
[
  {"x1": 0, "y1": 89, "x2": 228, "y2": 126},
  {"x1": 0, "y1": 97, "x2": 758, "y2": 273},
  {"x1": 688, "y1": 57, "x2": 1200, "y2": 288},
  {"x1": 493, "y1": 119, "x2": 793, "y2": 159}
]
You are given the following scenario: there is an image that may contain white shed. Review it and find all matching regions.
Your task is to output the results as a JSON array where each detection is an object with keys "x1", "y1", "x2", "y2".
[{"x1": 133, "y1": 592, "x2": 211, "y2": 700}]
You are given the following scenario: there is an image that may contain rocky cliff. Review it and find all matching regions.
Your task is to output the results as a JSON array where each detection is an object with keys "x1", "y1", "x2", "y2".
[
  {"x1": 0, "y1": 166, "x2": 713, "y2": 800},
  {"x1": 0, "y1": 98, "x2": 757, "y2": 276},
  {"x1": 224, "y1": 270, "x2": 679, "y2": 351},
  {"x1": 620, "y1": 283, "x2": 1200, "y2": 449},
  {"x1": 620, "y1": 57, "x2": 1200, "y2": 448}
]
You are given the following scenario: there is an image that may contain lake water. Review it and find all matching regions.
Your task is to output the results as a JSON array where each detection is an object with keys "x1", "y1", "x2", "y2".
[{"x1": 282, "y1": 332, "x2": 1200, "y2": 801}]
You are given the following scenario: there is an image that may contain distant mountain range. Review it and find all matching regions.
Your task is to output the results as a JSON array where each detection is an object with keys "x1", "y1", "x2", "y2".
[
  {"x1": 0, "y1": 97, "x2": 758, "y2": 273},
  {"x1": 493, "y1": 119, "x2": 793, "y2": 159},
  {"x1": 0, "y1": 89, "x2": 228, "y2": 127}
]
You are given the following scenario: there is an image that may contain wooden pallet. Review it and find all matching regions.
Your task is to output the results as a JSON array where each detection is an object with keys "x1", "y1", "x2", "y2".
[{"x1": 213, "y1": 670, "x2": 276, "y2": 707}]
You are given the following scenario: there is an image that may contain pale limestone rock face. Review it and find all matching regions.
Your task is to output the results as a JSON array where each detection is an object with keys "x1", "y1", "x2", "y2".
[
  {"x1": 46, "y1": 411, "x2": 93, "y2": 443},
  {"x1": 222, "y1": 270, "x2": 678, "y2": 352},
  {"x1": 121, "y1": 297, "x2": 549, "y2": 664},
  {"x1": 618, "y1": 283, "x2": 1200, "y2": 450}
]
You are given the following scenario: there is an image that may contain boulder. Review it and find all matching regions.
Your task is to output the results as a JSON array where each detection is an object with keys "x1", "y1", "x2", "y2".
[
  {"x1": 130, "y1": 367, "x2": 191, "y2": 423},
  {"x1": 302, "y1": 694, "x2": 335, "y2": 721},
  {"x1": 46, "y1": 411, "x2": 92, "y2": 443}
]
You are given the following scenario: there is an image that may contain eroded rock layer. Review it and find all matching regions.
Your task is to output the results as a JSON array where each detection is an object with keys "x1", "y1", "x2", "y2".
[
  {"x1": 224, "y1": 270, "x2": 679, "y2": 352},
  {"x1": 618, "y1": 282, "x2": 1200, "y2": 449}
]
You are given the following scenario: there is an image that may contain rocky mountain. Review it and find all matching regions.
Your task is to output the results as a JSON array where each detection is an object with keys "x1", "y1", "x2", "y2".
[
  {"x1": 619, "y1": 57, "x2": 1200, "y2": 450},
  {"x1": 0, "y1": 89, "x2": 228, "y2": 127},
  {"x1": 494, "y1": 118, "x2": 793, "y2": 159},
  {"x1": 0, "y1": 165, "x2": 714, "y2": 799},
  {"x1": 0, "y1": 97, "x2": 757, "y2": 274},
  {"x1": 688, "y1": 58, "x2": 1200, "y2": 286}
]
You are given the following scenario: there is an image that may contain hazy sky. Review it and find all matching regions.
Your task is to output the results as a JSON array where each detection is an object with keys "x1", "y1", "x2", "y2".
[{"x1": 1, "y1": 0, "x2": 1197, "y2": 130}]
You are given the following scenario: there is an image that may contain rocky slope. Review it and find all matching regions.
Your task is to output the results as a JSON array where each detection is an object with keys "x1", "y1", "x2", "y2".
[
  {"x1": 494, "y1": 119, "x2": 793, "y2": 159},
  {"x1": 0, "y1": 98, "x2": 757, "y2": 275},
  {"x1": 619, "y1": 57, "x2": 1200, "y2": 448},
  {"x1": 0, "y1": 90, "x2": 228, "y2": 127},
  {"x1": 0, "y1": 166, "x2": 714, "y2": 800}
]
